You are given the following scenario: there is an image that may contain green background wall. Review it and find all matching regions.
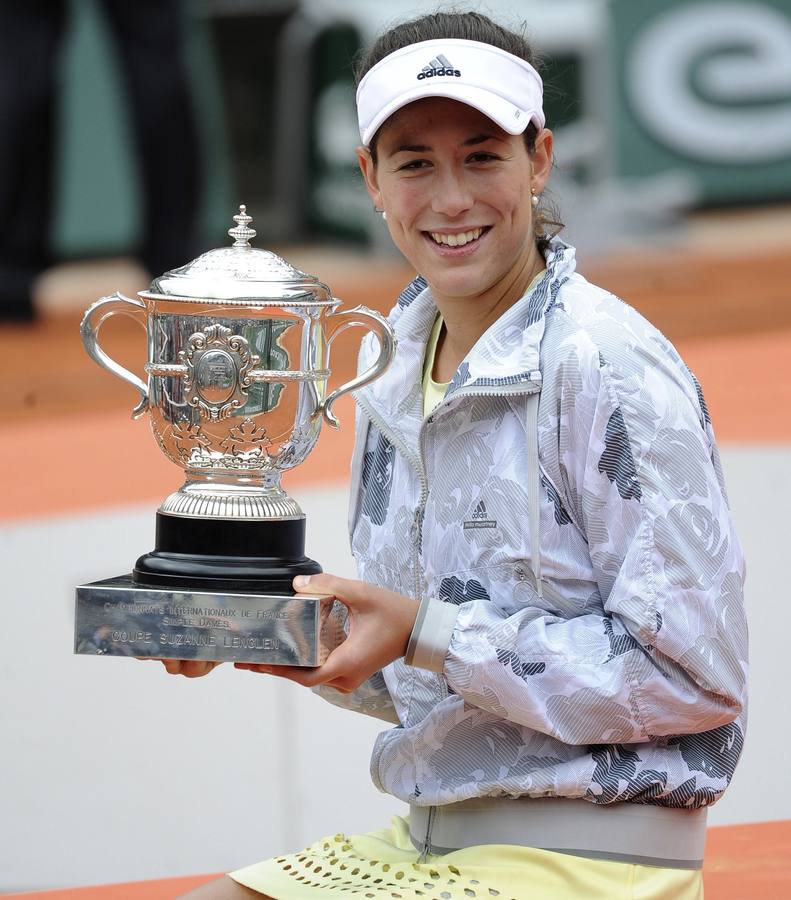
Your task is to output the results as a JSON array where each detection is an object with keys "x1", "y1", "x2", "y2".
[{"x1": 52, "y1": 0, "x2": 231, "y2": 258}]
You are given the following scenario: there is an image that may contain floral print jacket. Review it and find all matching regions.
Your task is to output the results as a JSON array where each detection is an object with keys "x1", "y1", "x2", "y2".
[{"x1": 317, "y1": 240, "x2": 748, "y2": 811}]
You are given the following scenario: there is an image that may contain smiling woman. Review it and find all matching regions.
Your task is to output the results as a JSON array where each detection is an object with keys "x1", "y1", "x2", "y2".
[
  {"x1": 357, "y1": 98, "x2": 548, "y2": 327},
  {"x1": 177, "y1": 11, "x2": 747, "y2": 900}
]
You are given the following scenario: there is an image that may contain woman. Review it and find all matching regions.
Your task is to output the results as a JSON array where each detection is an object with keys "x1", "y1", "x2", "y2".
[{"x1": 180, "y1": 11, "x2": 748, "y2": 899}]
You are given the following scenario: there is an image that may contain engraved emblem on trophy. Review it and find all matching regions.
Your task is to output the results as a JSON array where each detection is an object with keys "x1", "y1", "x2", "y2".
[{"x1": 74, "y1": 207, "x2": 396, "y2": 665}]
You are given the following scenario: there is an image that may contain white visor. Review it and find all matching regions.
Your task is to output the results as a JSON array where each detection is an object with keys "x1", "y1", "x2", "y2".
[{"x1": 356, "y1": 38, "x2": 545, "y2": 146}]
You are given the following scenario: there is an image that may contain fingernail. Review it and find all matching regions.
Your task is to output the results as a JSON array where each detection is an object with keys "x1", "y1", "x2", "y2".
[{"x1": 293, "y1": 575, "x2": 311, "y2": 589}]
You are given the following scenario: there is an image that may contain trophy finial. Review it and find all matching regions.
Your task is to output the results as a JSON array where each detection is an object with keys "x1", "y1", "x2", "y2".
[{"x1": 229, "y1": 204, "x2": 256, "y2": 248}]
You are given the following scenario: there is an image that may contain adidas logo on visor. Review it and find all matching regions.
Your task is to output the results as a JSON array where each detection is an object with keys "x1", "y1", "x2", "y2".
[{"x1": 417, "y1": 53, "x2": 461, "y2": 80}]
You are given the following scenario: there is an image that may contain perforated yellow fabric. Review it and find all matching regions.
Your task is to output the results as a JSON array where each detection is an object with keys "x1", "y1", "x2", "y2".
[{"x1": 229, "y1": 815, "x2": 703, "y2": 899}]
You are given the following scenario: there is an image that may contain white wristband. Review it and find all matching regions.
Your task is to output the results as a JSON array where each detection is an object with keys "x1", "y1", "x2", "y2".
[{"x1": 404, "y1": 597, "x2": 460, "y2": 672}]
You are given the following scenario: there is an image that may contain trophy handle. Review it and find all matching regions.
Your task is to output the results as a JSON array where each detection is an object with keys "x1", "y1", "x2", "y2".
[
  {"x1": 80, "y1": 292, "x2": 150, "y2": 419},
  {"x1": 320, "y1": 304, "x2": 396, "y2": 428}
]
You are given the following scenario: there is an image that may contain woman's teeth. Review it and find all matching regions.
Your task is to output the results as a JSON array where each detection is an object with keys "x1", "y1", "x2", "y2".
[{"x1": 429, "y1": 228, "x2": 483, "y2": 247}]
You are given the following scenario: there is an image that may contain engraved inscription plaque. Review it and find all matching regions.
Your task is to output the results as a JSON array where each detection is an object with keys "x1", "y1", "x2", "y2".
[{"x1": 75, "y1": 576, "x2": 345, "y2": 665}]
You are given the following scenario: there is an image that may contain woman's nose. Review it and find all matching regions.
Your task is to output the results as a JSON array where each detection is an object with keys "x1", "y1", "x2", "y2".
[{"x1": 430, "y1": 169, "x2": 474, "y2": 218}]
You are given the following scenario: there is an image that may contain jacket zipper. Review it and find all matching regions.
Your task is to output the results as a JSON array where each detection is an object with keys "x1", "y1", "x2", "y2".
[
  {"x1": 418, "y1": 805, "x2": 437, "y2": 862},
  {"x1": 445, "y1": 375, "x2": 542, "y2": 404}
]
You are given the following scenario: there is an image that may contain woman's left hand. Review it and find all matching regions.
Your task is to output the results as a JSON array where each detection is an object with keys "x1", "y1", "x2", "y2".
[{"x1": 234, "y1": 573, "x2": 419, "y2": 693}]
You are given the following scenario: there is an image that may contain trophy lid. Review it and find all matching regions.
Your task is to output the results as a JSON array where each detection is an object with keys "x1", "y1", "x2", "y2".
[{"x1": 144, "y1": 206, "x2": 333, "y2": 304}]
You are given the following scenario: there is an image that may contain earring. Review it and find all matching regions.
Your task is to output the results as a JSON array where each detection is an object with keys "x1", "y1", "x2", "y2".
[
  {"x1": 374, "y1": 206, "x2": 387, "y2": 221},
  {"x1": 531, "y1": 189, "x2": 540, "y2": 208}
]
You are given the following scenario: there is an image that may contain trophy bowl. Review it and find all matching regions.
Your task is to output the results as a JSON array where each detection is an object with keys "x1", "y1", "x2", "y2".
[{"x1": 74, "y1": 207, "x2": 396, "y2": 664}]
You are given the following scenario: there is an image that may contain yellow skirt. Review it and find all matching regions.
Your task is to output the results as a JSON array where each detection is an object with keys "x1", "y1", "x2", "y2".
[{"x1": 229, "y1": 815, "x2": 703, "y2": 899}]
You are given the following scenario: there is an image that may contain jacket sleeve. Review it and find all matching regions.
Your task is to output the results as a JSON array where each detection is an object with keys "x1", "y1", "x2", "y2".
[
  {"x1": 311, "y1": 671, "x2": 400, "y2": 723},
  {"x1": 407, "y1": 332, "x2": 748, "y2": 746},
  {"x1": 308, "y1": 595, "x2": 399, "y2": 724}
]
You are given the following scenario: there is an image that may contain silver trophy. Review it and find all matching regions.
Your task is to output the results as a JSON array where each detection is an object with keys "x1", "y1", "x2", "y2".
[{"x1": 75, "y1": 207, "x2": 396, "y2": 665}]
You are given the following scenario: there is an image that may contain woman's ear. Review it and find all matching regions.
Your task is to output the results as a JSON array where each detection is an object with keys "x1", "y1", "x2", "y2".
[
  {"x1": 357, "y1": 146, "x2": 382, "y2": 209},
  {"x1": 531, "y1": 129, "x2": 554, "y2": 194}
]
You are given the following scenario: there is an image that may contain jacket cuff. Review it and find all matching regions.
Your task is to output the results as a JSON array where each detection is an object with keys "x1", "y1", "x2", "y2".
[{"x1": 404, "y1": 598, "x2": 460, "y2": 672}]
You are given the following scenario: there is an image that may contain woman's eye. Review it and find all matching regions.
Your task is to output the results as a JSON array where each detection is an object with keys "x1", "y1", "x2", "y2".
[
  {"x1": 468, "y1": 152, "x2": 499, "y2": 163},
  {"x1": 397, "y1": 159, "x2": 430, "y2": 171}
]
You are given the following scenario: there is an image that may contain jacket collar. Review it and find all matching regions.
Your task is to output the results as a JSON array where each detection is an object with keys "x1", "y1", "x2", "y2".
[{"x1": 355, "y1": 240, "x2": 577, "y2": 447}]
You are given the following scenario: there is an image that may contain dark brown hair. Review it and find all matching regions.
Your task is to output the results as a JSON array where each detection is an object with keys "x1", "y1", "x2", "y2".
[{"x1": 355, "y1": 11, "x2": 564, "y2": 253}]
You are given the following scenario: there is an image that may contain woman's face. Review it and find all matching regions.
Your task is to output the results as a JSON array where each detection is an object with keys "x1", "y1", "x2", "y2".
[{"x1": 357, "y1": 97, "x2": 552, "y2": 303}]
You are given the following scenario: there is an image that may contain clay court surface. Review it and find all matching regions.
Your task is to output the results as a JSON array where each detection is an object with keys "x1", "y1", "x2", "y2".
[{"x1": 2, "y1": 213, "x2": 789, "y2": 895}]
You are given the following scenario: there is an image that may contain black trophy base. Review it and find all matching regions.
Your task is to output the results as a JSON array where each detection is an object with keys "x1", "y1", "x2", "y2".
[{"x1": 133, "y1": 512, "x2": 322, "y2": 594}]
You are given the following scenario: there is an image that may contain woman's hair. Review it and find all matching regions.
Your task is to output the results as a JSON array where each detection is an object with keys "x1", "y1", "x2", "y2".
[{"x1": 355, "y1": 11, "x2": 564, "y2": 252}]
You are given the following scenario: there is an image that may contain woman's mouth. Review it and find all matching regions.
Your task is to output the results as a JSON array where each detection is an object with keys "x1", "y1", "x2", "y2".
[{"x1": 424, "y1": 226, "x2": 490, "y2": 255}]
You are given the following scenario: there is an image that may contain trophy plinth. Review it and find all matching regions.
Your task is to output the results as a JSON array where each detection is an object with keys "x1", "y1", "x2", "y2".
[
  {"x1": 75, "y1": 206, "x2": 396, "y2": 665},
  {"x1": 75, "y1": 576, "x2": 342, "y2": 666}
]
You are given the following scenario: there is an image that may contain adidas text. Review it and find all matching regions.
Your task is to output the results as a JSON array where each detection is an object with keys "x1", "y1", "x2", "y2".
[
  {"x1": 464, "y1": 499, "x2": 497, "y2": 530},
  {"x1": 417, "y1": 67, "x2": 462, "y2": 80}
]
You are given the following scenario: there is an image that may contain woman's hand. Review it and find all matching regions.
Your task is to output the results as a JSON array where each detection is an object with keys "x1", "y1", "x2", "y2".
[
  {"x1": 234, "y1": 573, "x2": 419, "y2": 693},
  {"x1": 143, "y1": 659, "x2": 222, "y2": 678}
]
